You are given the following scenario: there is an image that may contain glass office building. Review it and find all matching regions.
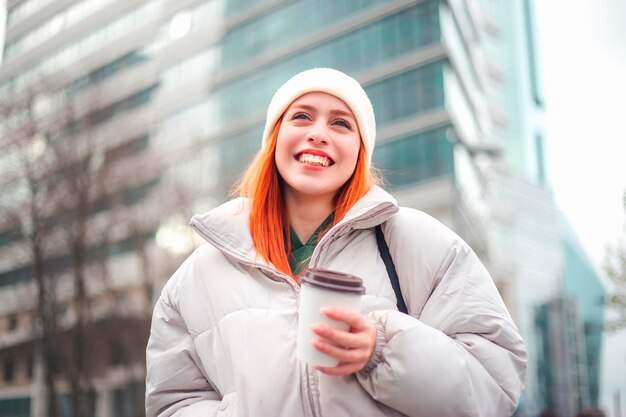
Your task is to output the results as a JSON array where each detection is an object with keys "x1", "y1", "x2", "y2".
[
  {"x1": 475, "y1": 1, "x2": 564, "y2": 415},
  {"x1": 536, "y1": 296, "x2": 591, "y2": 417},
  {"x1": 476, "y1": 2, "x2": 604, "y2": 415},
  {"x1": 561, "y1": 217, "x2": 605, "y2": 409}
]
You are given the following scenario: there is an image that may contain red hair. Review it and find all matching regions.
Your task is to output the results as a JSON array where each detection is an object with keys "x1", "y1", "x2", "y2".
[{"x1": 237, "y1": 117, "x2": 380, "y2": 279}]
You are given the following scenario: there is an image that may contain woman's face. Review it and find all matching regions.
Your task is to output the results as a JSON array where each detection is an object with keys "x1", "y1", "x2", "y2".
[{"x1": 275, "y1": 92, "x2": 361, "y2": 203}]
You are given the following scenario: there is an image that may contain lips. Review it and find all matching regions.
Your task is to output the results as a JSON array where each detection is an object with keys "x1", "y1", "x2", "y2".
[{"x1": 295, "y1": 150, "x2": 335, "y2": 167}]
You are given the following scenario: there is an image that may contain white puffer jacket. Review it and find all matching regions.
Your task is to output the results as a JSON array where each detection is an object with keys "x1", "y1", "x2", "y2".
[{"x1": 145, "y1": 186, "x2": 527, "y2": 417}]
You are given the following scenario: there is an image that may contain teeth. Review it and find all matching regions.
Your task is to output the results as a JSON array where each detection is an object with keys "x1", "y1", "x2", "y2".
[{"x1": 299, "y1": 153, "x2": 330, "y2": 167}]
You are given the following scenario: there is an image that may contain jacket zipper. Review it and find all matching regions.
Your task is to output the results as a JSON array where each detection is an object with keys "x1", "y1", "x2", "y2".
[{"x1": 310, "y1": 204, "x2": 396, "y2": 266}]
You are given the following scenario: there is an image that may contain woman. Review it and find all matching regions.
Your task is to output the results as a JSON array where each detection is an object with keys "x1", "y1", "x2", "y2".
[{"x1": 145, "y1": 68, "x2": 527, "y2": 417}]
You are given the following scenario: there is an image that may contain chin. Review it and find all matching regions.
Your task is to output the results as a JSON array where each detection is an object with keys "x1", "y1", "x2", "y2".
[{"x1": 284, "y1": 181, "x2": 342, "y2": 201}]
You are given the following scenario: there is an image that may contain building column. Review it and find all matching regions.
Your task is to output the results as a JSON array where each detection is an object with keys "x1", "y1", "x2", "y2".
[
  {"x1": 30, "y1": 353, "x2": 45, "y2": 417},
  {"x1": 95, "y1": 383, "x2": 112, "y2": 417}
]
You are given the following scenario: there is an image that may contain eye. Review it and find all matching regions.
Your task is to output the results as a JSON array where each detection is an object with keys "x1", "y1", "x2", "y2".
[
  {"x1": 333, "y1": 119, "x2": 352, "y2": 130},
  {"x1": 292, "y1": 112, "x2": 310, "y2": 121}
]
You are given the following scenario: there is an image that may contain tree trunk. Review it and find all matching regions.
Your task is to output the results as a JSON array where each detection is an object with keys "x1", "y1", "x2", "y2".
[
  {"x1": 30, "y1": 190, "x2": 61, "y2": 417},
  {"x1": 69, "y1": 192, "x2": 90, "y2": 417}
]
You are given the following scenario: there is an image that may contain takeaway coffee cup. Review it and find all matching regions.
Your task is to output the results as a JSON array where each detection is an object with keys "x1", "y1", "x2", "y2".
[{"x1": 297, "y1": 268, "x2": 366, "y2": 368}]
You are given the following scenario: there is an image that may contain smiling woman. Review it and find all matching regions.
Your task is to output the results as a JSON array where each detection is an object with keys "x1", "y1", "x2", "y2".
[{"x1": 145, "y1": 68, "x2": 527, "y2": 417}]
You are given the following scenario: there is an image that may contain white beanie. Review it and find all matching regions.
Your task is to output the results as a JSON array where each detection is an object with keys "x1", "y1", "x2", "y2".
[{"x1": 262, "y1": 68, "x2": 376, "y2": 164}]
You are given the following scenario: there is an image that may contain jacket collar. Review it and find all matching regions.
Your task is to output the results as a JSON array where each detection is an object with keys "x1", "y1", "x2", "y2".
[{"x1": 189, "y1": 185, "x2": 399, "y2": 267}]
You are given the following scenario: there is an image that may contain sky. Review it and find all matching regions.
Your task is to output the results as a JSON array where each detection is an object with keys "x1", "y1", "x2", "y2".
[
  {"x1": 536, "y1": 1, "x2": 626, "y2": 269},
  {"x1": 535, "y1": 0, "x2": 626, "y2": 414}
]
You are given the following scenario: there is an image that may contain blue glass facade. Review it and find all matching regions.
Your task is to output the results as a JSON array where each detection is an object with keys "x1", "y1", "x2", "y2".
[
  {"x1": 222, "y1": 0, "x2": 401, "y2": 67},
  {"x1": 374, "y1": 126, "x2": 454, "y2": 188},
  {"x1": 561, "y1": 218, "x2": 605, "y2": 407},
  {"x1": 535, "y1": 297, "x2": 591, "y2": 417},
  {"x1": 0, "y1": 397, "x2": 30, "y2": 417}
]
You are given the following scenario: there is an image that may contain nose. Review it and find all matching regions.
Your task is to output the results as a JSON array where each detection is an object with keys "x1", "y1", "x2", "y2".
[{"x1": 307, "y1": 124, "x2": 329, "y2": 145}]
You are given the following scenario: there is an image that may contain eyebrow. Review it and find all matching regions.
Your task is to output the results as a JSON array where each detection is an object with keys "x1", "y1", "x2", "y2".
[{"x1": 289, "y1": 104, "x2": 355, "y2": 120}]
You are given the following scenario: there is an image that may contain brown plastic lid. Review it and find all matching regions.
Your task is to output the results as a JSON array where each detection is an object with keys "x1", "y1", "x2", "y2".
[{"x1": 301, "y1": 268, "x2": 365, "y2": 294}]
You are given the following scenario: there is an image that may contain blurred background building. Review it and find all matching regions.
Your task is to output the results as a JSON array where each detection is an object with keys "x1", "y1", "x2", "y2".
[{"x1": 0, "y1": 0, "x2": 606, "y2": 416}]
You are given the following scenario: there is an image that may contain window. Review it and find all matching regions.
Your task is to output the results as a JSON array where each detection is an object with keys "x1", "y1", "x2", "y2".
[
  {"x1": 535, "y1": 133, "x2": 546, "y2": 185},
  {"x1": 122, "y1": 179, "x2": 159, "y2": 205},
  {"x1": 7, "y1": 314, "x2": 18, "y2": 331},
  {"x1": 27, "y1": 359, "x2": 34, "y2": 380},
  {"x1": 103, "y1": 135, "x2": 149, "y2": 165},
  {"x1": 374, "y1": 126, "x2": 455, "y2": 189},
  {"x1": 222, "y1": 0, "x2": 394, "y2": 66},
  {"x1": 366, "y1": 62, "x2": 445, "y2": 127},
  {"x1": 0, "y1": 228, "x2": 21, "y2": 248},
  {"x1": 110, "y1": 342, "x2": 127, "y2": 366},
  {"x1": 225, "y1": 0, "x2": 268, "y2": 18},
  {"x1": 7, "y1": 0, "x2": 56, "y2": 27},
  {"x1": 67, "y1": 51, "x2": 149, "y2": 96},
  {"x1": 3, "y1": 359, "x2": 15, "y2": 383},
  {"x1": 108, "y1": 231, "x2": 155, "y2": 258},
  {"x1": 85, "y1": 85, "x2": 158, "y2": 127},
  {"x1": 218, "y1": 124, "x2": 263, "y2": 187},
  {"x1": 113, "y1": 382, "x2": 145, "y2": 417},
  {"x1": 0, "y1": 397, "x2": 30, "y2": 417},
  {"x1": 161, "y1": 48, "x2": 218, "y2": 91},
  {"x1": 60, "y1": 392, "x2": 96, "y2": 417},
  {"x1": 0, "y1": 267, "x2": 30, "y2": 289}
]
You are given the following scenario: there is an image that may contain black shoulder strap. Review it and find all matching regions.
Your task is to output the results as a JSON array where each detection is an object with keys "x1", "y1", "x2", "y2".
[{"x1": 375, "y1": 224, "x2": 408, "y2": 314}]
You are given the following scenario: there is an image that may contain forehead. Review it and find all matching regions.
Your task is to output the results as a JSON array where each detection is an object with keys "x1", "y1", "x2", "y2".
[{"x1": 287, "y1": 92, "x2": 354, "y2": 116}]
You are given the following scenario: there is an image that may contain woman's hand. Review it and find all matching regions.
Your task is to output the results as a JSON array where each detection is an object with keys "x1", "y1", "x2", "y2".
[{"x1": 310, "y1": 306, "x2": 377, "y2": 376}]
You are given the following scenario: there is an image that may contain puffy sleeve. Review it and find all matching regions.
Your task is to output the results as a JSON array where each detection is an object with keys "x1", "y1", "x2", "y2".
[
  {"x1": 145, "y1": 278, "x2": 221, "y2": 417},
  {"x1": 356, "y1": 208, "x2": 527, "y2": 417}
]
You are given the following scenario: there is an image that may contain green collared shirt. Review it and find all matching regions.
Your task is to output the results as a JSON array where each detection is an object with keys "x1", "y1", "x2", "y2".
[{"x1": 287, "y1": 213, "x2": 334, "y2": 276}]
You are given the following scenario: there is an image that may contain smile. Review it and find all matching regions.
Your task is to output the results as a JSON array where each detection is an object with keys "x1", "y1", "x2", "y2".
[{"x1": 296, "y1": 152, "x2": 334, "y2": 167}]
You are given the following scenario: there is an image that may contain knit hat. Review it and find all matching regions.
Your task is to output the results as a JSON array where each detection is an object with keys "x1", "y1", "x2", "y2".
[{"x1": 262, "y1": 68, "x2": 376, "y2": 164}]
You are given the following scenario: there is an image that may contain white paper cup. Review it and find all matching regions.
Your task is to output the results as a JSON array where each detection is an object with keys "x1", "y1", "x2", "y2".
[{"x1": 297, "y1": 269, "x2": 365, "y2": 368}]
